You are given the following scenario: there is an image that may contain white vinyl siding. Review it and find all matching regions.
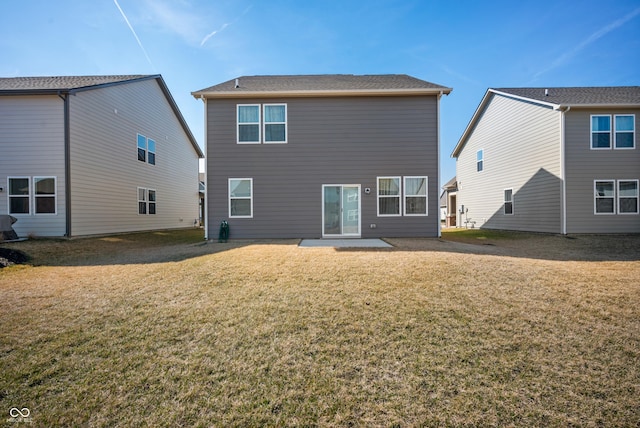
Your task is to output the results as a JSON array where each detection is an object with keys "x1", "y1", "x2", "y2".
[
  {"x1": 69, "y1": 78, "x2": 200, "y2": 236},
  {"x1": 454, "y1": 93, "x2": 561, "y2": 233},
  {"x1": 0, "y1": 95, "x2": 66, "y2": 237}
]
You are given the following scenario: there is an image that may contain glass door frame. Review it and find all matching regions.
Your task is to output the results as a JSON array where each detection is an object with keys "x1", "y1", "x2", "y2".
[{"x1": 321, "y1": 184, "x2": 361, "y2": 238}]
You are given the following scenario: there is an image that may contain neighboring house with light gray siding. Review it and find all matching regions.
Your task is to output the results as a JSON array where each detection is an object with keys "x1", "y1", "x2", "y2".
[
  {"x1": 0, "y1": 75, "x2": 203, "y2": 238},
  {"x1": 452, "y1": 87, "x2": 640, "y2": 234},
  {"x1": 193, "y1": 74, "x2": 451, "y2": 239}
]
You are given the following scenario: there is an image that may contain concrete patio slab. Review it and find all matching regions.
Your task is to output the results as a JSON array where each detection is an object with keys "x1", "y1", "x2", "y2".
[{"x1": 299, "y1": 239, "x2": 392, "y2": 248}]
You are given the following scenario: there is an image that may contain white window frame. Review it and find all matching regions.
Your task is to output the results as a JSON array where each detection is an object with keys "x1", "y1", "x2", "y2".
[
  {"x1": 377, "y1": 176, "x2": 401, "y2": 217},
  {"x1": 138, "y1": 187, "x2": 147, "y2": 215},
  {"x1": 237, "y1": 104, "x2": 261, "y2": 144},
  {"x1": 263, "y1": 104, "x2": 287, "y2": 144},
  {"x1": 618, "y1": 179, "x2": 639, "y2": 215},
  {"x1": 137, "y1": 133, "x2": 147, "y2": 162},
  {"x1": 594, "y1": 180, "x2": 616, "y2": 215},
  {"x1": 614, "y1": 114, "x2": 635, "y2": 149},
  {"x1": 229, "y1": 178, "x2": 253, "y2": 218},
  {"x1": 147, "y1": 138, "x2": 156, "y2": 165},
  {"x1": 504, "y1": 188, "x2": 514, "y2": 215},
  {"x1": 477, "y1": 149, "x2": 484, "y2": 172},
  {"x1": 403, "y1": 176, "x2": 428, "y2": 216},
  {"x1": 8, "y1": 176, "x2": 31, "y2": 215},
  {"x1": 591, "y1": 115, "x2": 612, "y2": 150},
  {"x1": 33, "y1": 176, "x2": 57, "y2": 215},
  {"x1": 148, "y1": 189, "x2": 157, "y2": 215}
]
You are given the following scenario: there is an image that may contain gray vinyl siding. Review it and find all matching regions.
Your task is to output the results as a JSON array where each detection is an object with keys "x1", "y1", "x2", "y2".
[
  {"x1": 69, "y1": 79, "x2": 200, "y2": 236},
  {"x1": 564, "y1": 108, "x2": 640, "y2": 233},
  {"x1": 207, "y1": 96, "x2": 440, "y2": 239},
  {"x1": 455, "y1": 93, "x2": 562, "y2": 233},
  {"x1": 0, "y1": 95, "x2": 66, "y2": 237}
]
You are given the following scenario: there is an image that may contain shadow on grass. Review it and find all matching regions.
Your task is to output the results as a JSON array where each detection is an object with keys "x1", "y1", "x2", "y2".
[
  {"x1": 2, "y1": 228, "x2": 639, "y2": 267},
  {"x1": 337, "y1": 231, "x2": 640, "y2": 262}
]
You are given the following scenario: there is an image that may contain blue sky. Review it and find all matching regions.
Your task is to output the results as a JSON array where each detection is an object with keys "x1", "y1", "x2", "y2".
[{"x1": 2, "y1": 0, "x2": 639, "y2": 183}]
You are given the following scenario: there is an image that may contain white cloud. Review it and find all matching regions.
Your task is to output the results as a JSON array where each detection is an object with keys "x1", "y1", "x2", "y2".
[{"x1": 533, "y1": 6, "x2": 640, "y2": 80}]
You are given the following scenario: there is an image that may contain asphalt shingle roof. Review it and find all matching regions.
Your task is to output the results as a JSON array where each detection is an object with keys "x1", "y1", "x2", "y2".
[
  {"x1": 0, "y1": 75, "x2": 151, "y2": 92},
  {"x1": 494, "y1": 86, "x2": 640, "y2": 106},
  {"x1": 193, "y1": 74, "x2": 451, "y2": 96}
]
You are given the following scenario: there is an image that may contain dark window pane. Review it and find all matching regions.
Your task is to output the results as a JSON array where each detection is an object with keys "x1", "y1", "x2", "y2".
[
  {"x1": 477, "y1": 160, "x2": 483, "y2": 172},
  {"x1": 138, "y1": 148, "x2": 146, "y2": 162},
  {"x1": 148, "y1": 152, "x2": 156, "y2": 165},
  {"x1": 10, "y1": 197, "x2": 29, "y2": 214},
  {"x1": 504, "y1": 202, "x2": 513, "y2": 215},
  {"x1": 9, "y1": 178, "x2": 29, "y2": 195},
  {"x1": 405, "y1": 196, "x2": 427, "y2": 214},
  {"x1": 615, "y1": 132, "x2": 634, "y2": 148},
  {"x1": 592, "y1": 133, "x2": 611, "y2": 148},
  {"x1": 230, "y1": 199, "x2": 251, "y2": 216},
  {"x1": 265, "y1": 124, "x2": 286, "y2": 142},
  {"x1": 595, "y1": 198, "x2": 614, "y2": 213},
  {"x1": 36, "y1": 197, "x2": 55, "y2": 213},
  {"x1": 139, "y1": 202, "x2": 147, "y2": 214},
  {"x1": 379, "y1": 197, "x2": 400, "y2": 215},
  {"x1": 619, "y1": 198, "x2": 638, "y2": 213},
  {"x1": 149, "y1": 203, "x2": 156, "y2": 215},
  {"x1": 239, "y1": 124, "x2": 259, "y2": 142}
]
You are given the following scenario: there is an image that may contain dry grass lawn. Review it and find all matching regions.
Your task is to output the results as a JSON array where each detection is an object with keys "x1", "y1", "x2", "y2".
[{"x1": 1, "y1": 229, "x2": 639, "y2": 426}]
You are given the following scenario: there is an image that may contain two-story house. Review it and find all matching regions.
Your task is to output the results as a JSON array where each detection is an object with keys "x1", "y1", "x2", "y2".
[
  {"x1": 0, "y1": 75, "x2": 204, "y2": 238},
  {"x1": 192, "y1": 74, "x2": 451, "y2": 239},
  {"x1": 452, "y1": 87, "x2": 640, "y2": 234}
]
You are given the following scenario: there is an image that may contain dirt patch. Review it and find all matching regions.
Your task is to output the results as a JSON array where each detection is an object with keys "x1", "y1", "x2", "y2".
[{"x1": 0, "y1": 248, "x2": 30, "y2": 268}]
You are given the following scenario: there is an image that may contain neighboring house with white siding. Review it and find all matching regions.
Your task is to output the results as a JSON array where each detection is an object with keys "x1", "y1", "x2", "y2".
[
  {"x1": 0, "y1": 75, "x2": 204, "y2": 238},
  {"x1": 452, "y1": 87, "x2": 640, "y2": 234},
  {"x1": 192, "y1": 74, "x2": 451, "y2": 239}
]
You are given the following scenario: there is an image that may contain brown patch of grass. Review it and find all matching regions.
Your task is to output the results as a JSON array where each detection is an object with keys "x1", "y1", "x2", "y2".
[{"x1": 1, "y1": 231, "x2": 639, "y2": 426}]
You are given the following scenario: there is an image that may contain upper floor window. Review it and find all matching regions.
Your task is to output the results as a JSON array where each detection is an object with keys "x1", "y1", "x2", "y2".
[
  {"x1": 238, "y1": 105, "x2": 260, "y2": 144},
  {"x1": 592, "y1": 115, "x2": 635, "y2": 149},
  {"x1": 237, "y1": 104, "x2": 287, "y2": 144},
  {"x1": 591, "y1": 116, "x2": 611, "y2": 149},
  {"x1": 377, "y1": 177, "x2": 401, "y2": 216},
  {"x1": 477, "y1": 150, "x2": 484, "y2": 172},
  {"x1": 264, "y1": 104, "x2": 287, "y2": 143},
  {"x1": 137, "y1": 134, "x2": 156, "y2": 164},
  {"x1": 615, "y1": 115, "x2": 635, "y2": 149}
]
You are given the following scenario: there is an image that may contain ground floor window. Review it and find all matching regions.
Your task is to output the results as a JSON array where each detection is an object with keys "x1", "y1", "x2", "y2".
[
  {"x1": 138, "y1": 187, "x2": 157, "y2": 215},
  {"x1": 594, "y1": 180, "x2": 638, "y2": 214},
  {"x1": 404, "y1": 176, "x2": 428, "y2": 216},
  {"x1": 229, "y1": 178, "x2": 253, "y2": 218},
  {"x1": 8, "y1": 176, "x2": 57, "y2": 215},
  {"x1": 377, "y1": 177, "x2": 401, "y2": 216},
  {"x1": 504, "y1": 188, "x2": 514, "y2": 215}
]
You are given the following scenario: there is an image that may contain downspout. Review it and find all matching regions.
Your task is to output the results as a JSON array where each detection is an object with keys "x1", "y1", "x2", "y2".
[
  {"x1": 437, "y1": 90, "x2": 443, "y2": 238},
  {"x1": 560, "y1": 106, "x2": 569, "y2": 235},
  {"x1": 58, "y1": 91, "x2": 72, "y2": 237},
  {"x1": 200, "y1": 95, "x2": 208, "y2": 240}
]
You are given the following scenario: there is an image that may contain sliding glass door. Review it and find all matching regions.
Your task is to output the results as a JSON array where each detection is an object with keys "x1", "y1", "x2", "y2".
[{"x1": 322, "y1": 185, "x2": 360, "y2": 237}]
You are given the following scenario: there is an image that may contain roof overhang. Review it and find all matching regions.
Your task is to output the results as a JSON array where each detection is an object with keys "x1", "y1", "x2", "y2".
[{"x1": 192, "y1": 87, "x2": 452, "y2": 99}]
